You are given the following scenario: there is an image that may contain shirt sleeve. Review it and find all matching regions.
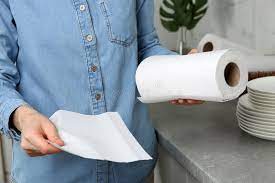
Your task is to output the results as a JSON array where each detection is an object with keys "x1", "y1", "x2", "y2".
[
  {"x1": 0, "y1": 0, "x2": 28, "y2": 141},
  {"x1": 136, "y1": 0, "x2": 178, "y2": 63}
]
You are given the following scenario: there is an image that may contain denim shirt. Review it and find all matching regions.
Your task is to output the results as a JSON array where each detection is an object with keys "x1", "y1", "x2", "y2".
[{"x1": 0, "y1": 0, "x2": 176, "y2": 182}]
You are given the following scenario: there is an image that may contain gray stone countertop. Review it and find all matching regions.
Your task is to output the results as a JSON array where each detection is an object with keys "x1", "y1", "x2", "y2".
[{"x1": 150, "y1": 101, "x2": 275, "y2": 183}]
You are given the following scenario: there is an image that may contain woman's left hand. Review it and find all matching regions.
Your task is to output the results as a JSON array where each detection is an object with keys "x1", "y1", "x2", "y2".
[
  {"x1": 169, "y1": 49, "x2": 204, "y2": 106},
  {"x1": 170, "y1": 99, "x2": 204, "y2": 105}
]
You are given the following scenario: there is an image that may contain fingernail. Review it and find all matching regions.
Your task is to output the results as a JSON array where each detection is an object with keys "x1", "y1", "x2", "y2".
[
  {"x1": 56, "y1": 139, "x2": 64, "y2": 146},
  {"x1": 178, "y1": 99, "x2": 184, "y2": 104},
  {"x1": 51, "y1": 136, "x2": 64, "y2": 145}
]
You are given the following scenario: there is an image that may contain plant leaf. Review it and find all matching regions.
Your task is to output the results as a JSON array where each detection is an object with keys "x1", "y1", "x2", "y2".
[
  {"x1": 163, "y1": 0, "x2": 174, "y2": 9},
  {"x1": 160, "y1": 0, "x2": 208, "y2": 31},
  {"x1": 194, "y1": 7, "x2": 207, "y2": 17},
  {"x1": 176, "y1": 10, "x2": 192, "y2": 26},
  {"x1": 160, "y1": 19, "x2": 179, "y2": 32},
  {"x1": 160, "y1": 7, "x2": 174, "y2": 19},
  {"x1": 194, "y1": 0, "x2": 207, "y2": 8}
]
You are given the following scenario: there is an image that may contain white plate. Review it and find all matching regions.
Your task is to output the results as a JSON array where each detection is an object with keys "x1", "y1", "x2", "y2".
[
  {"x1": 237, "y1": 109, "x2": 275, "y2": 124},
  {"x1": 248, "y1": 88, "x2": 275, "y2": 97},
  {"x1": 248, "y1": 93, "x2": 275, "y2": 104},
  {"x1": 238, "y1": 94, "x2": 275, "y2": 113},
  {"x1": 249, "y1": 93, "x2": 275, "y2": 102},
  {"x1": 239, "y1": 122, "x2": 275, "y2": 136},
  {"x1": 238, "y1": 118, "x2": 275, "y2": 133},
  {"x1": 238, "y1": 105, "x2": 275, "y2": 119},
  {"x1": 248, "y1": 98, "x2": 275, "y2": 109},
  {"x1": 239, "y1": 123, "x2": 275, "y2": 141},
  {"x1": 238, "y1": 118, "x2": 275, "y2": 130},
  {"x1": 249, "y1": 96, "x2": 275, "y2": 105},
  {"x1": 249, "y1": 93, "x2": 275, "y2": 101},
  {"x1": 247, "y1": 77, "x2": 275, "y2": 94},
  {"x1": 238, "y1": 102, "x2": 275, "y2": 115},
  {"x1": 237, "y1": 112, "x2": 275, "y2": 125}
]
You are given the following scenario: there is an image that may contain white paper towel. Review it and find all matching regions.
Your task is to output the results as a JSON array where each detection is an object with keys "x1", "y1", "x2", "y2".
[
  {"x1": 136, "y1": 49, "x2": 248, "y2": 103},
  {"x1": 198, "y1": 34, "x2": 275, "y2": 72},
  {"x1": 198, "y1": 34, "x2": 255, "y2": 55},
  {"x1": 49, "y1": 110, "x2": 152, "y2": 162}
]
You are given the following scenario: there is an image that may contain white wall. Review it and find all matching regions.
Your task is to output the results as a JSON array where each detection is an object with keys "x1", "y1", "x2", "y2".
[{"x1": 154, "y1": 0, "x2": 275, "y2": 55}]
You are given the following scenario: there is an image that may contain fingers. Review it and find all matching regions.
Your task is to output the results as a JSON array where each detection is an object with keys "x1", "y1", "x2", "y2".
[
  {"x1": 188, "y1": 49, "x2": 198, "y2": 54},
  {"x1": 21, "y1": 138, "x2": 38, "y2": 151},
  {"x1": 42, "y1": 121, "x2": 64, "y2": 146},
  {"x1": 23, "y1": 132, "x2": 62, "y2": 155},
  {"x1": 170, "y1": 99, "x2": 189, "y2": 105},
  {"x1": 25, "y1": 150, "x2": 45, "y2": 157},
  {"x1": 185, "y1": 99, "x2": 204, "y2": 105},
  {"x1": 21, "y1": 138, "x2": 46, "y2": 157},
  {"x1": 18, "y1": 108, "x2": 64, "y2": 157},
  {"x1": 170, "y1": 99, "x2": 204, "y2": 105}
]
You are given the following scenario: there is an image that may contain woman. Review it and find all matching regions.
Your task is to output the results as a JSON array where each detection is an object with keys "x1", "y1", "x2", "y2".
[{"x1": 0, "y1": 0, "x2": 201, "y2": 182}]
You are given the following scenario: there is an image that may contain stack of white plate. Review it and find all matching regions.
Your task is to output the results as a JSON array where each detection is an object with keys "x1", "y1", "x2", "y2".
[{"x1": 236, "y1": 76, "x2": 275, "y2": 141}]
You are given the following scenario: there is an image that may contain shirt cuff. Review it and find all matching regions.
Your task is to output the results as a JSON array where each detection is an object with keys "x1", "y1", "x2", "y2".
[{"x1": 0, "y1": 99, "x2": 27, "y2": 141}]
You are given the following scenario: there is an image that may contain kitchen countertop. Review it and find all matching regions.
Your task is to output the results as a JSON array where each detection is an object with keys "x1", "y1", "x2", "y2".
[{"x1": 150, "y1": 101, "x2": 275, "y2": 183}]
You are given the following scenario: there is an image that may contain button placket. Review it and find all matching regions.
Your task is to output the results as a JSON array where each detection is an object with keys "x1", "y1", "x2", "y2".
[
  {"x1": 73, "y1": 1, "x2": 96, "y2": 46},
  {"x1": 72, "y1": 0, "x2": 106, "y2": 112},
  {"x1": 72, "y1": 1, "x2": 108, "y2": 181}
]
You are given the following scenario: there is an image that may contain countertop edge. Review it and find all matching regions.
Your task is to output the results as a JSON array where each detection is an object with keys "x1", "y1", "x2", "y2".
[{"x1": 156, "y1": 130, "x2": 218, "y2": 183}]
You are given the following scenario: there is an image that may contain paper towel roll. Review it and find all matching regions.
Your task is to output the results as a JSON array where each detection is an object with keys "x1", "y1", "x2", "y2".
[
  {"x1": 136, "y1": 50, "x2": 248, "y2": 103},
  {"x1": 198, "y1": 34, "x2": 254, "y2": 54},
  {"x1": 198, "y1": 34, "x2": 275, "y2": 72}
]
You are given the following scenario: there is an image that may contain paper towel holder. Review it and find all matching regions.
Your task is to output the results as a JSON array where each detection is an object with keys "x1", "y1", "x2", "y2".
[
  {"x1": 224, "y1": 62, "x2": 240, "y2": 87},
  {"x1": 203, "y1": 42, "x2": 214, "y2": 52}
]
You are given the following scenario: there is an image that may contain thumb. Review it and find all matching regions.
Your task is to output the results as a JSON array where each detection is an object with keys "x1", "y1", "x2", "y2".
[
  {"x1": 188, "y1": 49, "x2": 198, "y2": 54},
  {"x1": 42, "y1": 120, "x2": 64, "y2": 146}
]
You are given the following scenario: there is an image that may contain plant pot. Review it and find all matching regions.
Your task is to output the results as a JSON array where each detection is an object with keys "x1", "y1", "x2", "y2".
[{"x1": 176, "y1": 27, "x2": 189, "y2": 55}]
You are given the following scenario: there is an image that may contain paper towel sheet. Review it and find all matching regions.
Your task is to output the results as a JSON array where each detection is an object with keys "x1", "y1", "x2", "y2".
[
  {"x1": 198, "y1": 34, "x2": 275, "y2": 72},
  {"x1": 136, "y1": 50, "x2": 248, "y2": 103},
  {"x1": 49, "y1": 110, "x2": 152, "y2": 162}
]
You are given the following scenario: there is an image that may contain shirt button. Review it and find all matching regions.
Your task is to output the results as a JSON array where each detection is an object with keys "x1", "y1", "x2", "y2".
[
  {"x1": 95, "y1": 93, "x2": 101, "y2": 100},
  {"x1": 86, "y1": 35, "x2": 93, "y2": 42},
  {"x1": 79, "y1": 4, "x2": 86, "y2": 11},
  {"x1": 90, "y1": 65, "x2": 97, "y2": 72}
]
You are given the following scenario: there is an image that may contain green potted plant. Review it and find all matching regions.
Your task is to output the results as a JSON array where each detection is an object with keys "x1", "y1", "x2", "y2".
[{"x1": 160, "y1": 0, "x2": 208, "y2": 54}]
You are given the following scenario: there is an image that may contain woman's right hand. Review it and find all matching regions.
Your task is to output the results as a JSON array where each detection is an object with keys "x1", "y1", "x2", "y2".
[{"x1": 12, "y1": 105, "x2": 64, "y2": 157}]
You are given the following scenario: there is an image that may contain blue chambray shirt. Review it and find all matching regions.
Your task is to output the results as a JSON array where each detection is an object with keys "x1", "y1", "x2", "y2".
[{"x1": 0, "y1": 0, "x2": 176, "y2": 182}]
